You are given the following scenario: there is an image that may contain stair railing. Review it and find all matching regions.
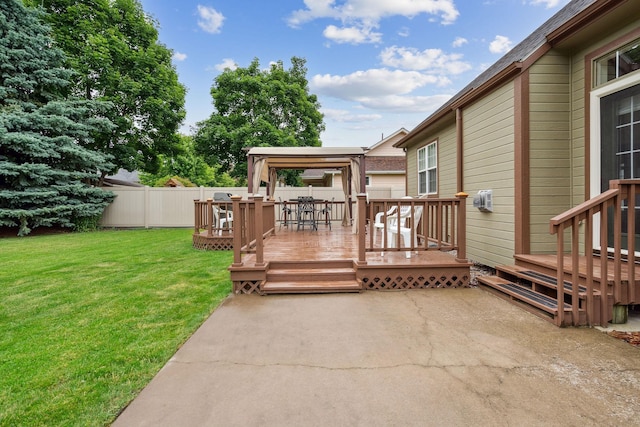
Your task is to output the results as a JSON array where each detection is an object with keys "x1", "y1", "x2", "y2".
[{"x1": 549, "y1": 179, "x2": 640, "y2": 327}]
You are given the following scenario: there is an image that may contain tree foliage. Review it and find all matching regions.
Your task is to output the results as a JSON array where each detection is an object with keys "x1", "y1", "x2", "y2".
[
  {"x1": 194, "y1": 57, "x2": 325, "y2": 183},
  {"x1": 139, "y1": 135, "x2": 236, "y2": 187},
  {"x1": 0, "y1": 0, "x2": 115, "y2": 236},
  {"x1": 24, "y1": 0, "x2": 187, "y2": 176}
]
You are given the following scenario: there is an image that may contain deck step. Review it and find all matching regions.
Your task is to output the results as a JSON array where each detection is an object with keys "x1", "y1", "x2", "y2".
[
  {"x1": 262, "y1": 280, "x2": 361, "y2": 294},
  {"x1": 479, "y1": 276, "x2": 569, "y2": 313},
  {"x1": 496, "y1": 264, "x2": 593, "y2": 296},
  {"x1": 267, "y1": 267, "x2": 355, "y2": 283},
  {"x1": 262, "y1": 260, "x2": 361, "y2": 294}
]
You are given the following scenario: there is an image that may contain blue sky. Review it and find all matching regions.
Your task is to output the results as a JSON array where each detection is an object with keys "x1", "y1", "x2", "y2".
[{"x1": 139, "y1": 0, "x2": 571, "y2": 147}]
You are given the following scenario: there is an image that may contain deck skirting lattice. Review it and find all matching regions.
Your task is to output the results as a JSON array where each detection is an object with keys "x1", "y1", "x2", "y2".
[
  {"x1": 362, "y1": 270, "x2": 470, "y2": 290},
  {"x1": 192, "y1": 234, "x2": 233, "y2": 251},
  {"x1": 234, "y1": 280, "x2": 263, "y2": 294}
]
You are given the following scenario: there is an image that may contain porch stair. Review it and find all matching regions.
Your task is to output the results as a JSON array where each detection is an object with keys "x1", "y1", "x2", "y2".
[
  {"x1": 261, "y1": 260, "x2": 362, "y2": 294},
  {"x1": 477, "y1": 256, "x2": 595, "y2": 326}
]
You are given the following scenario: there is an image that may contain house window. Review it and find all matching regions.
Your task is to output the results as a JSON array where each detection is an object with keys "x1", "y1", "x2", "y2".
[
  {"x1": 365, "y1": 176, "x2": 371, "y2": 186},
  {"x1": 595, "y1": 38, "x2": 640, "y2": 86},
  {"x1": 418, "y1": 141, "x2": 437, "y2": 195}
]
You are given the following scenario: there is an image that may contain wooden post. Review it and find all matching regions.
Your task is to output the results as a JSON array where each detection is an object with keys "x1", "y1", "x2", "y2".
[
  {"x1": 206, "y1": 198, "x2": 213, "y2": 237},
  {"x1": 357, "y1": 193, "x2": 367, "y2": 264},
  {"x1": 231, "y1": 195, "x2": 243, "y2": 267},
  {"x1": 194, "y1": 199, "x2": 200, "y2": 234},
  {"x1": 455, "y1": 192, "x2": 468, "y2": 262},
  {"x1": 254, "y1": 194, "x2": 265, "y2": 267}
]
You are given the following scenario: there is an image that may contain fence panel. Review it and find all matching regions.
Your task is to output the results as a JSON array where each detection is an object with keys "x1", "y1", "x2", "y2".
[{"x1": 100, "y1": 186, "x2": 400, "y2": 228}]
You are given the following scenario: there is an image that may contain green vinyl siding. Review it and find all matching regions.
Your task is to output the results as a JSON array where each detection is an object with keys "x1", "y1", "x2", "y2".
[
  {"x1": 463, "y1": 82, "x2": 515, "y2": 266},
  {"x1": 529, "y1": 51, "x2": 572, "y2": 253}
]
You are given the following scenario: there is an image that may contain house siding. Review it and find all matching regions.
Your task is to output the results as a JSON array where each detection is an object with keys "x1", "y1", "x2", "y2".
[
  {"x1": 528, "y1": 50, "x2": 572, "y2": 253},
  {"x1": 463, "y1": 82, "x2": 516, "y2": 266}
]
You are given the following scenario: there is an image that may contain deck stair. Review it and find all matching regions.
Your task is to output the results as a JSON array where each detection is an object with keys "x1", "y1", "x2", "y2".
[
  {"x1": 261, "y1": 260, "x2": 361, "y2": 294},
  {"x1": 478, "y1": 260, "x2": 595, "y2": 326}
]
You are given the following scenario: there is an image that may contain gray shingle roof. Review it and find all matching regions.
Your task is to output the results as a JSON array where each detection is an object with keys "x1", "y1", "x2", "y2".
[{"x1": 415, "y1": 0, "x2": 598, "y2": 129}]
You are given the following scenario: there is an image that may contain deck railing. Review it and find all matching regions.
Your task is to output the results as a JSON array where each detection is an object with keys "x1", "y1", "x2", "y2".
[
  {"x1": 230, "y1": 195, "x2": 275, "y2": 267},
  {"x1": 357, "y1": 193, "x2": 468, "y2": 264},
  {"x1": 226, "y1": 193, "x2": 467, "y2": 267},
  {"x1": 193, "y1": 199, "x2": 234, "y2": 236},
  {"x1": 550, "y1": 179, "x2": 640, "y2": 327}
]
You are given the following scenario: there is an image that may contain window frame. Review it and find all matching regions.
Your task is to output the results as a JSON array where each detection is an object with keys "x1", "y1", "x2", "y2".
[{"x1": 417, "y1": 140, "x2": 437, "y2": 196}]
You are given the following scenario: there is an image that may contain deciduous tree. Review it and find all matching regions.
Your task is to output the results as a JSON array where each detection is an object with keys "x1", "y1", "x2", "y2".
[
  {"x1": 24, "y1": 0, "x2": 187, "y2": 177},
  {"x1": 194, "y1": 57, "x2": 325, "y2": 183}
]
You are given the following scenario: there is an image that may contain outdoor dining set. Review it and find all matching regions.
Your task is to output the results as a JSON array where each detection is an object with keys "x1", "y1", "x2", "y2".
[{"x1": 279, "y1": 196, "x2": 333, "y2": 231}]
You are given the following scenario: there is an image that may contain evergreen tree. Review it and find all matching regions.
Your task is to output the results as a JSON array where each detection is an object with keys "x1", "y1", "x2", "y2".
[{"x1": 0, "y1": 0, "x2": 115, "y2": 236}]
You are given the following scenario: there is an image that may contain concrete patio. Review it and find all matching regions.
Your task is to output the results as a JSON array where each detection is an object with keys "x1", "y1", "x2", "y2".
[{"x1": 113, "y1": 288, "x2": 640, "y2": 426}]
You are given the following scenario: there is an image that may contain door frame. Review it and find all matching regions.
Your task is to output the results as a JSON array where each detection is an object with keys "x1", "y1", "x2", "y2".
[{"x1": 589, "y1": 72, "x2": 640, "y2": 249}]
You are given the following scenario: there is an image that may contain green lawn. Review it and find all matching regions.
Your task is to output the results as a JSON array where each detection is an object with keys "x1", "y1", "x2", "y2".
[{"x1": 0, "y1": 228, "x2": 232, "y2": 426}]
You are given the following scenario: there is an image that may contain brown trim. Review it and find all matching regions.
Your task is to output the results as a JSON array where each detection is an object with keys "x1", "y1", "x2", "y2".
[
  {"x1": 514, "y1": 71, "x2": 530, "y2": 255},
  {"x1": 456, "y1": 108, "x2": 463, "y2": 193},
  {"x1": 451, "y1": 63, "x2": 523, "y2": 110},
  {"x1": 583, "y1": 26, "x2": 640, "y2": 200},
  {"x1": 547, "y1": 0, "x2": 628, "y2": 47}
]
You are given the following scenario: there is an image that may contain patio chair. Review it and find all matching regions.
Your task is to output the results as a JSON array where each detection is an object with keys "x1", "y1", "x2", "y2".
[
  {"x1": 316, "y1": 197, "x2": 334, "y2": 230},
  {"x1": 388, "y1": 205, "x2": 423, "y2": 258},
  {"x1": 278, "y1": 197, "x2": 292, "y2": 229},
  {"x1": 296, "y1": 196, "x2": 317, "y2": 231},
  {"x1": 377, "y1": 197, "x2": 413, "y2": 254},
  {"x1": 373, "y1": 205, "x2": 397, "y2": 241},
  {"x1": 213, "y1": 205, "x2": 233, "y2": 235}
]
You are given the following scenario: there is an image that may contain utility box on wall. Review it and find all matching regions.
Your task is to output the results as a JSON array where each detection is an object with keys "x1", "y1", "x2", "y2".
[{"x1": 473, "y1": 190, "x2": 493, "y2": 212}]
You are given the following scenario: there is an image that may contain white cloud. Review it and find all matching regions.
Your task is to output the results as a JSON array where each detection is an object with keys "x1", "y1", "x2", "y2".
[
  {"x1": 172, "y1": 52, "x2": 187, "y2": 62},
  {"x1": 356, "y1": 94, "x2": 452, "y2": 112},
  {"x1": 379, "y1": 46, "x2": 472, "y2": 75},
  {"x1": 323, "y1": 24, "x2": 382, "y2": 44},
  {"x1": 322, "y1": 108, "x2": 382, "y2": 123},
  {"x1": 398, "y1": 27, "x2": 410, "y2": 37},
  {"x1": 197, "y1": 5, "x2": 224, "y2": 34},
  {"x1": 489, "y1": 35, "x2": 513, "y2": 54},
  {"x1": 452, "y1": 37, "x2": 468, "y2": 48},
  {"x1": 311, "y1": 68, "x2": 441, "y2": 101},
  {"x1": 529, "y1": 0, "x2": 567, "y2": 8},
  {"x1": 287, "y1": 0, "x2": 459, "y2": 44},
  {"x1": 215, "y1": 58, "x2": 238, "y2": 71}
]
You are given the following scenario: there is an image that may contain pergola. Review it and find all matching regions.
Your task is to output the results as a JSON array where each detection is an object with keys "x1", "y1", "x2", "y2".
[
  {"x1": 247, "y1": 146, "x2": 367, "y2": 195},
  {"x1": 246, "y1": 146, "x2": 367, "y2": 227}
]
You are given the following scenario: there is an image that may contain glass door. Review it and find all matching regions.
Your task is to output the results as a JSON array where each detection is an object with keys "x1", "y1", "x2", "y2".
[{"x1": 600, "y1": 84, "x2": 640, "y2": 250}]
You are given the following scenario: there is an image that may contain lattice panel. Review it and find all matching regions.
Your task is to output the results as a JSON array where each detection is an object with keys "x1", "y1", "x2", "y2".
[
  {"x1": 362, "y1": 271, "x2": 470, "y2": 290},
  {"x1": 234, "y1": 280, "x2": 263, "y2": 295},
  {"x1": 192, "y1": 235, "x2": 234, "y2": 251}
]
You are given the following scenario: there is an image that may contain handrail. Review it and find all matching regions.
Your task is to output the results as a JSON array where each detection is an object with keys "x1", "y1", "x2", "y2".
[{"x1": 549, "y1": 179, "x2": 640, "y2": 326}]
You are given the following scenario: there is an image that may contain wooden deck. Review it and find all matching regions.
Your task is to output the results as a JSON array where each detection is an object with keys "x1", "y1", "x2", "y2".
[{"x1": 229, "y1": 223, "x2": 471, "y2": 294}]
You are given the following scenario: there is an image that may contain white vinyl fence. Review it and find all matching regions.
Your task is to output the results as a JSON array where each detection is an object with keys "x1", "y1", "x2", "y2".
[{"x1": 99, "y1": 186, "x2": 406, "y2": 228}]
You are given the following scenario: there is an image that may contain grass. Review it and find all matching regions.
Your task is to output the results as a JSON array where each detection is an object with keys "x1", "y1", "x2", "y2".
[{"x1": 0, "y1": 228, "x2": 233, "y2": 426}]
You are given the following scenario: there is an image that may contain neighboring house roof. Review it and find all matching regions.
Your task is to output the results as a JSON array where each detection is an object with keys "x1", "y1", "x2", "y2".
[
  {"x1": 365, "y1": 157, "x2": 406, "y2": 174},
  {"x1": 103, "y1": 168, "x2": 143, "y2": 187},
  {"x1": 367, "y1": 128, "x2": 409, "y2": 155},
  {"x1": 396, "y1": 0, "x2": 607, "y2": 148}
]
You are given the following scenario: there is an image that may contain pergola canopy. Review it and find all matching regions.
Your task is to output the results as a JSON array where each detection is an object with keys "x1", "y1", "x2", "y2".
[
  {"x1": 246, "y1": 147, "x2": 367, "y2": 194},
  {"x1": 246, "y1": 147, "x2": 366, "y2": 170}
]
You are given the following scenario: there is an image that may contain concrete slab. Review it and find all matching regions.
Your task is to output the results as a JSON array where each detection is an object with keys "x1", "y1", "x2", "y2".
[{"x1": 113, "y1": 289, "x2": 640, "y2": 426}]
